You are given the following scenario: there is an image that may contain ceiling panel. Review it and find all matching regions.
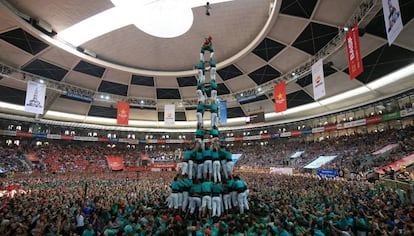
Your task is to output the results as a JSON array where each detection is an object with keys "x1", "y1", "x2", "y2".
[
  {"x1": 270, "y1": 46, "x2": 310, "y2": 73},
  {"x1": 248, "y1": 65, "x2": 281, "y2": 85},
  {"x1": 130, "y1": 75, "x2": 154, "y2": 87},
  {"x1": 39, "y1": 47, "x2": 80, "y2": 69},
  {"x1": 280, "y1": 0, "x2": 318, "y2": 19},
  {"x1": 22, "y1": 59, "x2": 68, "y2": 81},
  {"x1": 102, "y1": 68, "x2": 131, "y2": 85},
  {"x1": 292, "y1": 22, "x2": 338, "y2": 55},
  {"x1": 64, "y1": 71, "x2": 101, "y2": 90},
  {"x1": 73, "y1": 60, "x2": 106, "y2": 78},
  {"x1": 50, "y1": 97, "x2": 90, "y2": 114},
  {"x1": 235, "y1": 52, "x2": 266, "y2": 74},
  {"x1": 128, "y1": 85, "x2": 155, "y2": 98},
  {"x1": 252, "y1": 38, "x2": 286, "y2": 61},
  {"x1": 0, "y1": 28, "x2": 49, "y2": 55}
]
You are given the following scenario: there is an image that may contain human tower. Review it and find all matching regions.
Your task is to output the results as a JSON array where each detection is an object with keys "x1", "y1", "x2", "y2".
[{"x1": 168, "y1": 37, "x2": 249, "y2": 219}]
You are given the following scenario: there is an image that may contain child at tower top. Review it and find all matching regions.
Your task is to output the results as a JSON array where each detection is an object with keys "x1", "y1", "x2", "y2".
[{"x1": 200, "y1": 36, "x2": 214, "y2": 61}]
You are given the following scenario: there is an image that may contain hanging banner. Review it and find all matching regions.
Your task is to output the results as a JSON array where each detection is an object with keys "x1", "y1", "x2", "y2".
[
  {"x1": 217, "y1": 100, "x2": 227, "y2": 124},
  {"x1": 24, "y1": 81, "x2": 46, "y2": 114},
  {"x1": 117, "y1": 101, "x2": 130, "y2": 125},
  {"x1": 164, "y1": 104, "x2": 175, "y2": 125},
  {"x1": 274, "y1": 82, "x2": 287, "y2": 112},
  {"x1": 382, "y1": 0, "x2": 403, "y2": 45},
  {"x1": 346, "y1": 24, "x2": 363, "y2": 80},
  {"x1": 312, "y1": 59, "x2": 326, "y2": 100}
]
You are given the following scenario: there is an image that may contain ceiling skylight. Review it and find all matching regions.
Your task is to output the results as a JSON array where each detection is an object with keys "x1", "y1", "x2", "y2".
[{"x1": 58, "y1": 0, "x2": 234, "y2": 46}]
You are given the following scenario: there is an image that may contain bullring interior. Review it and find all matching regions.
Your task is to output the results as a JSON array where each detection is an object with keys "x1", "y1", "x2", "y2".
[{"x1": 1, "y1": 0, "x2": 414, "y2": 234}]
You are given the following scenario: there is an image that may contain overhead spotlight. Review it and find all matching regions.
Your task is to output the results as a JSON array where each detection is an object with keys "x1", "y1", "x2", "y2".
[
  {"x1": 105, "y1": 95, "x2": 110, "y2": 100},
  {"x1": 140, "y1": 100, "x2": 144, "y2": 104},
  {"x1": 39, "y1": 79, "x2": 44, "y2": 84},
  {"x1": 343, "y1": 26, "x2": 349, "y2": 32},
  {"x1": 205, "y1": 2, "x2": 211, "y2": 16},
  {"x1": 257, "y1": 87, "x2": 262, "y2": 92},
  {"x1": 291, "y1": 72, "x2": 296, "y2": 76}
]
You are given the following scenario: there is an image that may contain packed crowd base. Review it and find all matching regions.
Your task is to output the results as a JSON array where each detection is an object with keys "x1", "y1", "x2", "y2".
[{"x1": 1, "y1": 171, "x2": 414, "y2": 236}]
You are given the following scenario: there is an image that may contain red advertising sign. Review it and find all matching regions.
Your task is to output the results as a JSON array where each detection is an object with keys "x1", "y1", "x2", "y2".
[
  {"x1": 346, "y1": 24, "x2": 363, "y2": 80},
  {"x1": 107, "y1": 156, "x2": 124, "y2": 171}
]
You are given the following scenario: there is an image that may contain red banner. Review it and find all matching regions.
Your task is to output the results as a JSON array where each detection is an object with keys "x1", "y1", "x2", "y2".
[
  {"x1": 117, "y1": 101, "x2": 130, "y2": 125},
  {"x1": 346, "y1": 24, "x2": 363, "y2": 80},
  {"x1": 366, "y1": 115, "x2": 382, "y2": 125},
  {"x1": 274, "y1": 82, "x2": 287, "y2": 112},
  {"x1": 25, "y1": 154, "x2": 39, "y2": 162},
  {"x1": 324, "y1": 125, "x2": 337, "y2": 131},
  {"x1": 107, "y1": 156, "x2": 124, "y2": 171},
  {"x1": 150, "y1": 163, "x2": 177, "y2": 169},
  {"x1": 375, "y1": 153, "x2": 414, "y2": 174}
]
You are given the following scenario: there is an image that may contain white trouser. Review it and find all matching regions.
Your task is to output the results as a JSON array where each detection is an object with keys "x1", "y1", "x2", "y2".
[
  {"x1": 181, "y1": 162, "x2": 188, "y2": 176},
  {"x1": 211, "y1": 113, "x2": 218, "y2": 128},
  {"x1": 203, "y1": 160, "x2": 212, "y2": 176},
  {"x1": 237, "y1": 190, "x2": 249, "y2": 214},
  {"x1": 210, "y1": 67, "x2": 216, "y2": 81},
  {"x1": 226, "y1": 161, "x2": 234, "y2": 176},
  {"x1": 231, "y1": 191, "x2": 238, "y2": 208},
  {"x1": 196, "y1": 112, "x2": 203, "y2": 127},
  {"x1": 221, "y1": 160, "x2": 228, "y2": 179},
  {"x1": 200, "y1": 53, "x2": 204, "y2": 61},
  {"x1": 169, "y1": 193, "x2": 179, "y2": 209},
  {"x1": 212, "y1": 160, "x2": 221, "y2": 183},
  {"x1": 178, "y1": 192, "x2": 183, "y2": 207},
  {"x1": 188, "y1": 160, "x2": 194, "y2": 180},
  {"x1": 212, "y1": 196, "x2": 222, "y2": 217},
  {"x1": 196, "y1": 163, "x2": 204, "y2": 179},
  {"x1": 190, "y1": 197, "x2": 201, "y2": 214},
  {"x1": 211, "y1": 90, "x2": 217, "y2": 102},
  {"x1": 210, "y1": 52, "x2": 214, "y2": 59},
  {"x1": 182, "y1": 191, "x2": 189, "y2": 212},
  {"x1": 223, "y1": 193, "x2": 231, "y2": 210},
  {"x1": 197, "y1": 90, "x2": 205, "y2": 104},
  {"x1": 201, "y1": 195, "x2": 212, "y2": 210},
  {"x1": 198, "y1": 69, "x2": 205, "y2": 83}
]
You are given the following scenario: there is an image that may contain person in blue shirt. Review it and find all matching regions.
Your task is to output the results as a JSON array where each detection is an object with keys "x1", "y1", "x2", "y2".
[
  {"x1": 201, "y1": 178, "x2": 213, "y2": 218},
  {"x1": 196, "y1": 80, "x2": 206, "y2": 106},
  {"x1": 181, "y1": 175, "x2": 193, "y2": 215},
  {"x1": 169, "y1": 174, "x2": 184, "y2": 214},
  {"x1": 189, "y1": 179, "x2": 202, "y2": 218},
  {"x1": 196, "y1": 103, "x2": 205, "y2": 130},
  {"x1": 211, "y1": 182, "x2": 223, "y2": 218},
  {"x1": 196, "y1": 61, "x2": 206, "y2": 84},
  {"x1": 181, "y1": 146, "x2": 194, "y2": 178},
  {"x1": 209, "y1": 59, "x2": 216, "y2": 82},
  {"x1": 211, "y1": 141, "x2": 221, "y2": 183},
  {"x1": 233, "y1": 175, "x2": 249, "y2": 214},
  {"x1": 195, "y1": 143, "x2": 204, "y2": 180},
  {"x1": 203, "y1": 144, "x2": 213, "y2": 181}
]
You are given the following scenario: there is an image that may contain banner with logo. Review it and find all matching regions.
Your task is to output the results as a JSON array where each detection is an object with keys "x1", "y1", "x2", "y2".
[
  {"x1": 117, "y1": 101, "x2": 130, "y2": 125},
  {"x1": 312, "y1": 59, "x2": 326, "y2": 100},
  {"x1": 164, "y1": 104, "x2": 175, "y2": 125},
  {"x1": 382, "y1": 0, "x2": 403, "y2": 45},
  {"x1": 317, "y1": 169, "x2": 338, "y2": 178},
  {"x1": 274, "y1": 82, "x2": 287, "y2": 112},
  {"x1": 346, "y1": 24, "x2": 363, "y2": 80},
  {"x1": 25, "y1": 81, "x2": 46, "y2": 114},
  {"x1": 106, "y1": 156, "x2": 124, "y2": 171},
  {"x1": 218, "y1": 100, "x2": 227, "y2": 124}
]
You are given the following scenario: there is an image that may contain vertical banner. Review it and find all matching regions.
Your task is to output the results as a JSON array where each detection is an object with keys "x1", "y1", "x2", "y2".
[
  {"x1": 346, "y1": 24, "x2": 363, "y2": 80},
  {"x1": 312, "y1": 59, "x2": 326, "y2": 100},
  {"x1": 25, "y1": 81, "x2": 46, "y2": 114},
  {"x1": 117, "y1": 101, "x2": 130, "y2": 125},
  {"x1": 217, "y1": 100, "x2": 227, "y2": 124},
  {"x1": 274, "y1": 82, "x2": 287, "y2": 112},
  {"x1": 382, "y1": 0, "x2": 403, "y2": 45},
  {"x1": 164, "y1": 104, "x2": 175, "y2": 125}
]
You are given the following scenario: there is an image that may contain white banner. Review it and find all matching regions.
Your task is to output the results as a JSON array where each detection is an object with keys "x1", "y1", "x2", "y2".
[
  {"x1": 304, "y1": 155, "x2": 337, "y2": 169},
  {"x1": 270, "y1": 167, "x2": 293, "y2": 175},
  {"x1": 25, "y1": 81, "x2": 46, "y2": 114},
  {"x1": 164, "y1": 104, "x2": 175, "y2": 125},
  {"x1": 382, "y1": 0, "x2": 403, "y2": 45},
  {"x1": 312, "y1": 59, "x2": 326, "y2": 100}
]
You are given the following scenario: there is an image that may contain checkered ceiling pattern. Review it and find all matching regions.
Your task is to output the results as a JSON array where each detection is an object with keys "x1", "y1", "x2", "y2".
[{"x1": 0, "y1": 0, "x2": 413, "y2": 123}]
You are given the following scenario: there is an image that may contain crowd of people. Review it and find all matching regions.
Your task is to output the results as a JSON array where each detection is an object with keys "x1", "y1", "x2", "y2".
[
  {"x1": 1, "y1": 124, "x2": 414, "y2": 235},
  {"x1": 1, "y1": 171, "x2": 414, "y2": 235}
]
